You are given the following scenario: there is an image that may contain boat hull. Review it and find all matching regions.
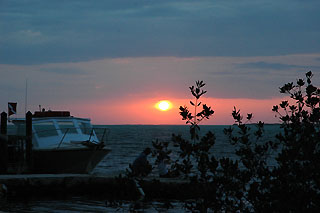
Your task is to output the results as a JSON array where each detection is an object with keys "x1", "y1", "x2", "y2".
[{"x1": 32, "y1": 148, "x2": 110, "y2": 174}]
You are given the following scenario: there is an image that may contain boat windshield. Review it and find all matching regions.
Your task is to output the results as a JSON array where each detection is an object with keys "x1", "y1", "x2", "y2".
[
  {"x1": 79, "y1": 122, "x2": 92, "y2": 135},
  {"x1": 33, "y1": 121, "x2": 58, "y2": 137},
  {"x1": 58, "y1": 121, "x2": 78, "y2": 134}
]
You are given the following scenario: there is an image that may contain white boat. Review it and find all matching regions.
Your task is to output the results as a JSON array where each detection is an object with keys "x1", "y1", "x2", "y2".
[{"x1": 10, "y1": 110, "x2": 110, "y2": 174}]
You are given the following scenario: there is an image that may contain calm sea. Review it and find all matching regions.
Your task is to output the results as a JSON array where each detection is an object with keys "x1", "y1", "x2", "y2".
[{"x1": 0, "y1": 124, "x2": 280, "y2": 212}]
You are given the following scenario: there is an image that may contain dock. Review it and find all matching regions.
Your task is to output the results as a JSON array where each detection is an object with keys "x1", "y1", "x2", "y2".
[{"x1": 0, "y1": 173, "x2": 199, "y2": 200}]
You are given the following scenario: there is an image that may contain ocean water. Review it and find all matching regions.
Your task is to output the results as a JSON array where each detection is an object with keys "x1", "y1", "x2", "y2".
[
  {"x1": 93, "y1": 124, "x2": 280, "y2": 175},
  {"x1": 1, "y1": 124, "x2": 281, "y2": 212}
]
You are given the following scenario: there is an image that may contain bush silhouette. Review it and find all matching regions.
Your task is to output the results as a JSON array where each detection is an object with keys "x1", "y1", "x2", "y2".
[{"x1": 151, "y1": 72, "x2": 320, "y2": 212}]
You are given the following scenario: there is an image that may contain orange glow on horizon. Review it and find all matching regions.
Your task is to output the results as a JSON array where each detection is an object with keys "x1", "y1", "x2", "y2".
[{"x1": 63, "y1": 96, "x2": 285, "y2": 125}]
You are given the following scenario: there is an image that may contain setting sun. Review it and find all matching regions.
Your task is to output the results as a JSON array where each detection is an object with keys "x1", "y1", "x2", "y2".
[{"x1": 156, "y1": 100, "x2": 172, "y2": 111}]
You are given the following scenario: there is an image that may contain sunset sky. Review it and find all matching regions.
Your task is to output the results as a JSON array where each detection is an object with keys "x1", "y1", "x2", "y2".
[{"x1": 1, "y1": 0, "x2": 320, "y2": 124}]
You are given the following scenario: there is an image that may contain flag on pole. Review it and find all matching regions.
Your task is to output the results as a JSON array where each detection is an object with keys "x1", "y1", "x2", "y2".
[{"x1": 8, "y1": 102, "x2": 17, "y2": 116}]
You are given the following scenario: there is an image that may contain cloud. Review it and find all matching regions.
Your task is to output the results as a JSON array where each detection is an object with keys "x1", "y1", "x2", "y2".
[
  {"x1": 237, "y1": 62, "x2": 320, "y2": 71},
  {"x1": 2, "y1": 29, "x2": 53, "y2": 45},
  {"x1": 39, "y1": 67, "x2": 85, "y2": 75},
  {"x1": 1, "y1": 0, "x2": 320, "y2": 64}
]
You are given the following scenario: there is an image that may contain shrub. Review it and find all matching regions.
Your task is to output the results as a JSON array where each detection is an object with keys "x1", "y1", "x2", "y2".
[{"x1": 164, "y1": 72, "x2": 320, "y2": 212}]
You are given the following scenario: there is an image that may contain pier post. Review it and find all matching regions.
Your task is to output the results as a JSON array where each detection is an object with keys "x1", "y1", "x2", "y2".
[
  {"x1": 0, "y1": 112, "x2": 8, "y2": 174},
  {"x1": 0, "y1": 112, "x2": 7, "y2": 135},
  {"x1": 26, "y1": 111, "x2": 33, "y2": 171}
]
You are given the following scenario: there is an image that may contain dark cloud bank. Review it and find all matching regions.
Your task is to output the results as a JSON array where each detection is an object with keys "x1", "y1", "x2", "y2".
[{"x1": 1, "y1": 0, "x2": 320, "y2": 64}]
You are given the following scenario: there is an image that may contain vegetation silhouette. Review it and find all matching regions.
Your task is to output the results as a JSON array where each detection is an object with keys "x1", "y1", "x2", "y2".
[
  {"x1": 115, "y1": 72, "x2": 320, "y2": 212},
  {"x1": 152, "y1": 72, "x2": 320, "y2": 212}
]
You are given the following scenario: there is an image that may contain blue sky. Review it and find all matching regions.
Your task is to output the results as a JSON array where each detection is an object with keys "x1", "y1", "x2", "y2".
[{"x1": 1, "y1": 0, "x2": 320, "y2": 124}]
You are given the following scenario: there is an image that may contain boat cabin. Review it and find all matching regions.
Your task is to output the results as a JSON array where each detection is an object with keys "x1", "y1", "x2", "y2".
[{"x1": 12, "y1": 111, "x2": 100, "y2": 149}]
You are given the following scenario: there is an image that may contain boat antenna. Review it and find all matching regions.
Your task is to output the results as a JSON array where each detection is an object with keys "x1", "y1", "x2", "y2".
[{"x1": 25, "y1": 79, "x2": 28, "y2": 114}]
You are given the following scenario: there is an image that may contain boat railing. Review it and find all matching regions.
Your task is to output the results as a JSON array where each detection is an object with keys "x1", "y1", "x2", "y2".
[{"x1": 32, "y1": 127, "x2": 110, "y2": 148}]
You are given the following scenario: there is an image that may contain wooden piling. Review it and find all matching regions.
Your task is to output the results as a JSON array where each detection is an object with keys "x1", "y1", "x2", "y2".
[
  {"x1": 26, "y1": 111, "x2": 33, "y2": 171},
  {"x1": 0, "y1": 112, "x2": 8, "y2": 174},
  {"x1": 0, "y1": 112, "x2": 7, "y2": 135}
]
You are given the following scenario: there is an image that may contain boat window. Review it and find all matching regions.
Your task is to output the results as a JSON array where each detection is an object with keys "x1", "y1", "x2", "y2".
[
  {"x1": 79, "y1": 122, "x2": 92, "y2": 135},
  {"x1": 58, "y1": 121, "x2": 78, "y2": 134},
  {"x1": 33, "y1": 122, "x2": 58, "y2": 137}
]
